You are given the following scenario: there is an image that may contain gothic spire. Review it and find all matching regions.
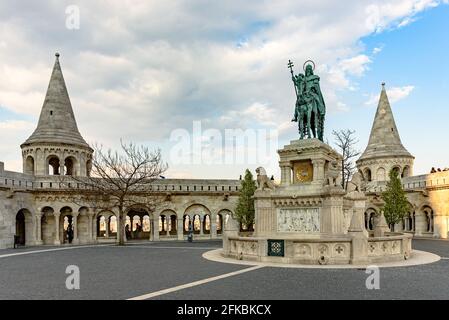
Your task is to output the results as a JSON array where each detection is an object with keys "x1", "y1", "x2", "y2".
[
  {"x1": 22, "y1": 53, "x2": 89, "y2": 148},
  {"x1": 358, "y1": 83, "x2": 413, "y2": 161}
]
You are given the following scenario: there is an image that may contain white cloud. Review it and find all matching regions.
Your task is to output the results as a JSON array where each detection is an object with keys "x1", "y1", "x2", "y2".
[
  {"x1": 0, "y1": 0, "x2": 443, "y2": 177},
  {"x1": 365, "y1": 85, "x2": 415, "y2": 106}
]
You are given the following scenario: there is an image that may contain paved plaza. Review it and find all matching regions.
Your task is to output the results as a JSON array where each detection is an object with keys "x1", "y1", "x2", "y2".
[{"x1": 0, "y1": 239, "x2": 448, "y2": 300}]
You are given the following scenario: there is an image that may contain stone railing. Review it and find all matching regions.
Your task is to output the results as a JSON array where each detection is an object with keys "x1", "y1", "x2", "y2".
[
  {"x1": 365, "y1": 171, "x2": 449, "y2": 193},
  {"x1": 0, "y1": 168, "x2": 241, "y2": 193},
  {"x1": 0, "y1": 163, "x2": 34, "y2": 190}
]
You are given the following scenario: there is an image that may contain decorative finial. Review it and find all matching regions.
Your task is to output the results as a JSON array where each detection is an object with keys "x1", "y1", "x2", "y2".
[
  {"x1": 381, "y1": 82, "x2": 385, "y2": 87},
  {"x1": 55, "y1": 52, "x2": 60, "y2": 58}
]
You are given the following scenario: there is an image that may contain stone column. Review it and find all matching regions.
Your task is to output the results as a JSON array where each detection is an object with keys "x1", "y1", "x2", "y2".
[
  {"x1": 35, "y1": 213, "x2": 43, "y2": 245},
  {"x1": 73, "y1": 213, "x2": 79, "y2": 244},
  {"x1": 347, "y1": 195, "x2": 369, "y2": 264},
  {"x1": 211, "y1": 213, "x2": 217, "y2": 239},
  {"x1": 153, "y1": 218, "x2": 159, "y2": 241},
  {"x1": 59, "y1": 162, "x2": 65, "y2": 176},
  {"x1": 88, "y1": 214, "x2": 93, "y2": 242},
  {"x1": 105, "y1": 218, "x2": 110, "y2": 238},
  {"x1": 177, "y1": 218, "x2": 184, "y2": 240},
  {"x1": 199, "y1": 216, "x2": 204, "y2": 236},
  {"x1": 166, "y1": 217, "x2": 171, "y2": 237},
  {"x1": 279, "y1": 162, "x2": 291, "y2": 186},
  {"x1": 54, "y1": 213, "x2": 61, "y2": 245}
]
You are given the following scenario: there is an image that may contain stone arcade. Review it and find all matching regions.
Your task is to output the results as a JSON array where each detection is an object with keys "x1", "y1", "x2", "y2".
[{"x1": 0, "y1": 54, "x2": 448, "y2": 250}]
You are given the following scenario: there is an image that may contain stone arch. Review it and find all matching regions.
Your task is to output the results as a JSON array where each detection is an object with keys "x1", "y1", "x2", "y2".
[
  {"x1": 60, "y1": 206, "x2": 74, "y2": 243},
  {"x1": 160, "y1": 209, "x2": 177, "y2": 235},
  {"x1": 97, "y1": 215, "x2": 107, "y2": 237},
  {"x1": 422, "y1": 205, "x2": 434, "y2": 233},
  {"x1": 25, "y1": 155, "x2": 35, "y2": 175},
  {"x1": 16, "y1": 209, "x2": 32, "y2": 245},
  {"x1": 217, "y1": 209, "x2": 233, "y2": 234},
  {"x1": 376, "y1": 167, "x2": 386, "y2": 182},
  {"x1": 402, "y1": 166, "x2": 410, "y2": 178},
  {"x1": 364, "y1": 168, "x2": 372, "y2": 182},
  {"x1": 126, "y1": 207, "x2": 151, "y2": 240},
  {"x1": 391, "y1": 166, "x2": 401, "y2": 176},
  {"x1": 47, "y1": 155, "x2": 61, "y2": 175},
  {"x1": 184, "y1": 204, "x2": 211, "y2": 235},
  {"x1": 64, "y1": 156, "x2": 78, "y2": 176},
  {"x1": 364, "y1": 208, "x2": 377, "y2": 231}
]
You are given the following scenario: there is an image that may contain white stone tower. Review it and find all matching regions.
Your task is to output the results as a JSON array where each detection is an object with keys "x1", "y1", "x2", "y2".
[
  {"x1": 20, "y1": 53, "x2": 93, "y2": 177},
  {"x1": 356, "y1": 83, "x2": 414, "y2": 183}
]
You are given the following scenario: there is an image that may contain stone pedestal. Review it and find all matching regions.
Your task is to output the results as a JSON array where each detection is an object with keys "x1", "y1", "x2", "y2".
[
  {"x1": 255, "y1": 139, "x2": 346, "y2": 240},
  {"x1": 346, "y1": 192, "x2": 369, "y2": 264},
  {"x1": 224, "y1": 138, "x2": 413, "y2": 265}
]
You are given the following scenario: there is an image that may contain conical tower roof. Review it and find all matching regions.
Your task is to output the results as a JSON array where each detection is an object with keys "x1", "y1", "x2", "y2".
[
  {"x1": 358, "y1": 83, "x2": 413, "y2": 161},
  {"x1": 21, "y1": 53, "x2": 89, "y2": 149}
]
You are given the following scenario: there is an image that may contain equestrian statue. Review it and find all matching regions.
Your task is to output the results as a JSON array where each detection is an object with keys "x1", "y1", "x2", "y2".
[{"x1": 288, "y1": 59, "x2": 326, "y2": 142}]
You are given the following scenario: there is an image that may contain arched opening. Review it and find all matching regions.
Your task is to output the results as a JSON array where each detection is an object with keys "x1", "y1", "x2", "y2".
[
  {"x1": 364, "y1": 209, "x2": 377, "y2": 231},
  {"x1": 392, "y1": 166, "x2": 401, "y2": 177},
  {"x1": 64, "y1": 157, "x2": 77, "y2": 176},
  {"x1": 126, "y1": 209, "x2": 150, "y2": 240},
  {"x1": 142, "y1": 215, "x2": 150, "y2": 232},
  {"x1": 203, "y1": 214, "x2": 211, "y2": 234},
  {"x1": 62, "y1": 215, "x2": 74, "y2": 243},
  {"x1": 217, "y1": 210, "x2": 232, "y2": 234},
  {"x1": 364, "y1": 168, "x2": 372, "y2": 182},
  {"x1": 25, "y1": 156, "x2": 35, "y2": 175},
  {"x1": 376, "y1": 167, "x2": 386, "y2": 182},
  {"x1": 423, "y1": 207, "x2": 434, "y2": 233},
  {"x1": 402, "y1": 166, "x2": 410, "y2": 178},
  {"x1": 97, "y1": 216, "x2": 106, "y2": 237},
  {"x1": 15, "y1": 210, "x2": 26, "y2": 245},
  {"x1": 217, "y1": 214, "x2": 223, "y2": 234},
  {"x1": 48, "y1": 156, "x2": 60, "y2": 175},
  {"x1": 169, "y1": 214, "x2": 177, "y2": 235},
  {"x1": 125, "y1": 216, "x2": 131, "y2": 240},
  {"x1": 184, "y1": 204, "x2": 211, "y2": 235},
  {"x1": 60, "y1": 207, "x2": 73, "y2": 244},
  {"x1": 132, "y1": 215, "x2": 141, "y2": 232},
  {"x1": 183, "y1": 215, "x2": 190, "y2": 235},
  {"x1": 109, "y1": 216, "x2": 117, "y2": 238},
  {"x1": 193, "y1": 215, "x2": 201, "y2": 234},
  {"x1": 159, "y1": 215, "x2": 167, "y2": 235},
  {"x1": 404, "y1": 211, "x2": 415, "y2": 231}
]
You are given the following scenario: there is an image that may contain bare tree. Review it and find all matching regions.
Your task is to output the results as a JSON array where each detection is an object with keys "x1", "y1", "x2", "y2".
[
  {"x1": 63, "y1": 141, "x2": 167, "y2": 245},
  {"x1": 332, "y1": 129, "x2": 360, "y2": 190}
]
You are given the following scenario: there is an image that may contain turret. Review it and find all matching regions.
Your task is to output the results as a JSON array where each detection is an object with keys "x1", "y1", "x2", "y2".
[
  {"x1": 21, "y1": 53, "x2": 93, "y2": 176},
  {"x1": 356, "y1": 83, "x2": 414, "y2": 182}
]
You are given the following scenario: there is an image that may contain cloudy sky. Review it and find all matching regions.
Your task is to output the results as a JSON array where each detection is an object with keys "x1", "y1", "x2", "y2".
[{"x1": 1, "y1": 0, "x2": 448, "y2": 179}]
